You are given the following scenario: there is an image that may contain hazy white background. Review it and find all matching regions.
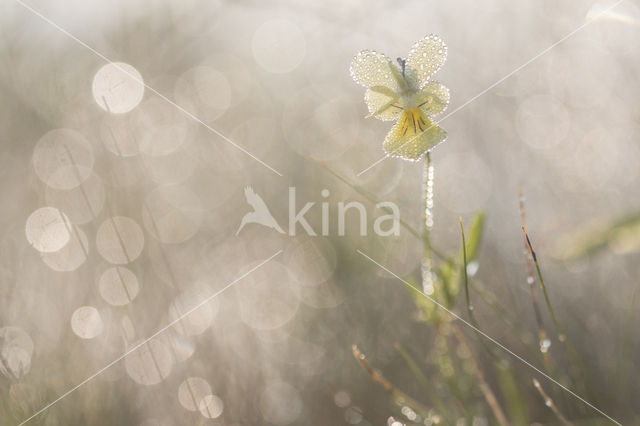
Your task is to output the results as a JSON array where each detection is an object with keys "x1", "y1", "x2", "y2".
[{"x1": 1, "y1": 0, "x2": 639, "y2": 424}]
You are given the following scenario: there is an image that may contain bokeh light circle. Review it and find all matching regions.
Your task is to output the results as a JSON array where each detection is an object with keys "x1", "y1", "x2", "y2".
[
  {"x1": 0, "y1": 327, "x2": 34, "y2": 379},
  {"x1": 142, "y1": 185, "x2": 203, "y2": 244},
  {"x1": 70, "y1": 306, "x2": 103, "y2": 339},
  {"x1": 260, "y1": 381, "x2": 303, "y2": 425},
  {"x1": 125, "y1": 339, "x2": 173, "y2": 386},
  {"x1": 199, "y1": 394, "x2": 224, "y2": 419},
  {"x1": 41, "y1": 226, "x2": 89, "y2": 272},
  {"x1": 92, "y1": 62, "x2": 145, "y2": 113},
  {"x1": 169, "y1": 282, "x2": 218, "y2": 336},
  {"x1": 141, "y1": 147, "x2": 197, "y2": 185},
  {"x1": 283, "y1": 86, "x2": 360, "y2": 160},
  {"x1": 436, "y1": 153, "x2": 493, "y2": 214},
  {"x1": 100, "y1": 115, "x2": 140, "y2": 157},
  {"x1": 516, "y1": 94, "x2": 570, "y2": 150},
  {"x1": 178, "y1": 377, "x2": 212, "y2": 411},
  {"x1": 174, "y1": 66, "x2": 231, "y2": 121},
  {"x1": 284, "y1": 237, "x2": 337, "y2": 287},
  {"x1": 98, "y1": 266, "x2": 140, "y2": 306},
  {"x1": 252, "y1": 19, "x2": 306, "y2": 74},
  {"x1": 96, "y1": 216, "x2": 145, "y2": 264},
  {"x1": 25, "y1": 207, "x2": 71, "y2": 253},
  {"x1": 134, "y1": 98, "x2": 189, "y2": 156},
  {"x1": 32, "y1": 129, "x2": 94, "y2": 190},
  {"x1": 235, "y1": 261, "x2": 300, "y2": 330},
  {"x1": 45, "y1": 172, "x2": 105, "y2": 224}
]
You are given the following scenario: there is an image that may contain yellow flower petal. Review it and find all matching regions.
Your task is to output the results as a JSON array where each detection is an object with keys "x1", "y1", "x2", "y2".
[
  {"x1": 364, "y1": 87, "x2": 403, "y2": 121},
  {"x1": 416, "y1": 81, "x2": 450, "y2": 116},
  {"x1": 382, "y1": 109, "x2": 447, "y2": 160},
  {"x1": 350, "y1": 50, "x2": 402, "y2": 92}
]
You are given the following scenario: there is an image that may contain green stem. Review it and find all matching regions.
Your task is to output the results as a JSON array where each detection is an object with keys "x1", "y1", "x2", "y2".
[
  {"x1": 459, "y1": 218, "x2": 473, "y2": 319},
  {"x1": 523, "y1": 226, "x2": 595, "y2": 407},
  {"x1": 352, "y1": 345, "x2": 433, "y2": 420},
  {"x1": 523, "y1": 227, "x2": 564, "y2": 340},
  {"x1": 395, "y1": 343, "x2": 454, "y2": 425}
]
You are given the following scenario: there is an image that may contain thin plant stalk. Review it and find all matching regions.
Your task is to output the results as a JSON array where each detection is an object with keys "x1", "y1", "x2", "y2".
[
  {"x1": 522, "y1": 225, "x2": 595, "y2": 406},
  {"x1": 533, "y1": 379, "x2": 574, "y2": 426},
  {"x1": 522, "y1": 226, "x2": 564, "y2": 341},
  {"x1": 458, "y1": 224, "x2": 531, "y2": 422},
  {"x1": 519, "y1": 190, "x2": 552, "y2": 363},
  {"x1": 470, "y1": 278, "x2": 550, "y2": 360},
  {"x1": 394, "y1": 344, "x2": 453, "y2": 425},
  {"x1": 459, "y1": 218, "x2": 475, "y2": 323},
  {"x1": 459, "y1": 219, "x2": 497, "y2": 357},
  {"x1": 615, "y1": 285, "x2": 638, "y2": 412},
  {"x1": 450, "y1": 326, "x2": 509, "y2": 426},
  {"x1": 352, "y1": 345, "x2": 432, "y2": 420}
]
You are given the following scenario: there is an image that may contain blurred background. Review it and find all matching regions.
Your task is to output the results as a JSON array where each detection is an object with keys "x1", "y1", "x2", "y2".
[{"x1": 1, "y1": 0, "x2": 639, "y2": 424}]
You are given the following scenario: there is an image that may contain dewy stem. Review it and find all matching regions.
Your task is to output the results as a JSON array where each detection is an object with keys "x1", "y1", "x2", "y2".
[{"x1": 421, "y1": 152, "x2": 435, "y2": 293}]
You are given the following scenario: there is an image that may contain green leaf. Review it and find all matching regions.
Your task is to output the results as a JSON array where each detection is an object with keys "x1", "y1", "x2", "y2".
[
  {"x1": 557, "y1": 211, "x2": 640, "y2": 259},
  {"x1": 408, "y1": 211, "x2": 485, "y2": 318},
  {"x1": 465, "y1": 211, "x2": 486, "y2": 262},
  {"x1": 496, "y1": 362, "x2": 530, "y2": 425},
  {"x1": 449, "y1": 211, "x2": 485, "y2": 309}
]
